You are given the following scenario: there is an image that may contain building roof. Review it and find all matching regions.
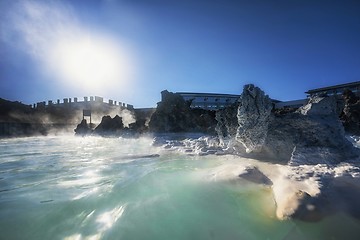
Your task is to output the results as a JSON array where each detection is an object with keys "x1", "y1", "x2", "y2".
[
  {"x1": 305, "y1": 81, "x2": 360, "y2": 94},
  {"x1": 176, "y1": 92, "x2": 240, "y2": 98}
]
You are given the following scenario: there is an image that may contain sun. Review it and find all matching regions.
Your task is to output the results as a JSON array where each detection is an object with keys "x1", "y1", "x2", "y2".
[{"x1": 48, "y1": 33, "x2": 135, "y2": 94}]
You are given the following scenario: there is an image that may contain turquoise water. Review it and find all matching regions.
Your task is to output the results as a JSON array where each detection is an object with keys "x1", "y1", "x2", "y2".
[{"x1": 0, "y1": 136, "x2": 359, "y2": 240}]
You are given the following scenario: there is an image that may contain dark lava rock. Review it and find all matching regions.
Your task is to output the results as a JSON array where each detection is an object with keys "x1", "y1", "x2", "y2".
[
  {"x1": 148, "y1": 90, "x2": 216, "y2": 133},
  {"x1": 215, "y1": 101, "x2": 240, "y2": 141},
  {"x1": 94, "y1": 115, "x2": 124, "y2": 136},
  {"x1": 74, "y1": 119, "x2": 92, "y2": 136},
  {"x1": 340, "y1": 89, "x2": 360, "y2": 135},
  {"x1": 215, "y1": 84, "x2": 360, "y2": 164}
]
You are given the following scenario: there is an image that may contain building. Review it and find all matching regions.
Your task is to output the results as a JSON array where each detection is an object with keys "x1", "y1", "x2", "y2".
[
  {"x1": 176, "y1": 92, "x2": 240, "y2": 110},
  {"x1": 274, "y1": 99, "x2": 307, "y2": 109},
  {"x1": 305, "y1": 81, "x2": 360, "y2": 98},
  {"x1": 30, "y1": 96, "x2": 135, "y2": 124},
  {"x1": 33, "y1": 96, "x2": 134, "y2": 110},
  {"x1": 177, "y1": 92, "x2": 285, "y2": 110},
  {"x1": 274, "y1": 81, "x2": 360, "y2": 110}
]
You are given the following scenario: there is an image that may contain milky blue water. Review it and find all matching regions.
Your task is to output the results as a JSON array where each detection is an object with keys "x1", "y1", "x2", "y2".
[{"x1": 0, "y1": 136, "x2": 359, "y2": 240}]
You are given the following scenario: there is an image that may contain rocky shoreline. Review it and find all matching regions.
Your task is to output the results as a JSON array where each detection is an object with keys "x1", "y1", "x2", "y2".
[
  {"x1": 2, "y1": 84, "x2": 360, "y2": 221},
  {"x1": 76, "y1": 84, "x2": 359, "y2": 162},
  {"x1": 147, "y1": 85, "x2": 360, "y2": 221}
]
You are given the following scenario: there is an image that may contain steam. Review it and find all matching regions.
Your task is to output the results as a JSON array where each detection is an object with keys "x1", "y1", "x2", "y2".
[
  {"x1": 2, "y1": 0, "x2": 137, "y2": 96},
  {"x1": 97, "y1": 108, "x2": 136, "y2": 128},
  {"x1": 119, "y1": 109, "x2": 136, "y2": 128}
]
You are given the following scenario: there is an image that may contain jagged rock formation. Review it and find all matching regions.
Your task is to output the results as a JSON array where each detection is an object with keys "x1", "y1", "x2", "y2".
[
  {"x1": 129, "y1": 108, "x2": 155, "y2": 134},
  {"x1": 236, "y1": 84, "x2": 273, "y2": 153},
  {"x1": 216, "y1": 84, "x2": 360, "y2": 164},
  {"x1": 266, "y1": 111, "x2": 357, "y2": 165},
  {"x1": 94, "y1": 115, "x2": 124, "y2": 136},
  {"x1": 74, "y1": 119, "x2": 92, "y2": 136},
  {"x1": 213, "y1": 88, "x2": 360, "y2": 220},
  {"x1": 148, "y1": 90, "x2": 216, "y2": 133},
  {"x1": 215, "y1": 101, "x2": 239, "y2": 145},
  {"x1": 73, "y1": 110, "x2": 153, "y2": 137},
  {"x1": 298, "y1": 94, "x2": 337, "y2": 115},
  {"x1": 340, "y1": 89, "x2": 360, "y2": 135}
]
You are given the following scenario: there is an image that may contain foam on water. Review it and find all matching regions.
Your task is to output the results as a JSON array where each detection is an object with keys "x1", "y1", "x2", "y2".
[{"x1": 0, "y1": 136, "x2": 360, "y2": 239}]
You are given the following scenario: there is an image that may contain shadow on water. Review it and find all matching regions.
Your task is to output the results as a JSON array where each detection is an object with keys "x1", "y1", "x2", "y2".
[{"x1": 292, "y1": 174, "x2": 360, "y2": 223}]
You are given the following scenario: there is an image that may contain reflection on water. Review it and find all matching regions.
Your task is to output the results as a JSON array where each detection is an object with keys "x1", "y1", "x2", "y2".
[
  {"x1": 97, "y1": 205, "x2": 125, "y2": 230},
  {"x1": 0, "y1": 136, "x2": 359, "y2": 240},
  {"x1": 64, "y1": 205, "x2": 125, "y2": 240}
]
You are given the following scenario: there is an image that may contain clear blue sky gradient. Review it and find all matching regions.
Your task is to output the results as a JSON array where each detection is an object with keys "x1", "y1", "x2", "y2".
[{"x1": 1, "y1": 0, "x2": 360, "y2": 107}]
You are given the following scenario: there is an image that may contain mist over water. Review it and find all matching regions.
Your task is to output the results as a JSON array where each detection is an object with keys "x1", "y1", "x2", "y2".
[{"x1": 0, "y1": 136, "x2": 359, "y2": 240}]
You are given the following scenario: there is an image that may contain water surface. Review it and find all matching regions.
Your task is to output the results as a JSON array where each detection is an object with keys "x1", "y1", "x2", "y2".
[{"x1": 0, "y1": 136, "x2": 359, "y2": 239}]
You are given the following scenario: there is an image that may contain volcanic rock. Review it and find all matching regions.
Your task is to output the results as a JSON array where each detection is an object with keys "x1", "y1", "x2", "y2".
[
  {"x1": 215, "y1": 101, "x2": 239, "y2": 145},
  {"x1": 74, "y1": 119, "x2": 92, "y2": 136},
  {"x1": 216, "y1": 84, "x2": 360, "y2": 164},
  {"x1": 148, "y1": 90, "x2": 216, "y2": 133},
  {"x1": 236, "y1": 84, "x2": 273, "y2": 153},
  {"x1": 340, "y1": 89, "x2": 360, "y2": 135},
  {"x1": 94, "y1": 115, "x2": 124, "y2": 136}
]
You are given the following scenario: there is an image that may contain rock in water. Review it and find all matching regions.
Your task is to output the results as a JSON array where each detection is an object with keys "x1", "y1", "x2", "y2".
[
  {"x1": 290, "y1": 96, "x2": 358, "y2": 164},
  {"x1": 214, "y1": 85, "x2": 360, "y2": 221},
  {"x1": 94, "y1": 115, "x2": 124, "y2": 136},
  {"x1": 268, "y1": 95, "x2": 358, "y2": 164},
  {"x1": 148, "y1": 90, "x2": 216, "y2": 133},
  {"x1": 74, "y1": 119, "x2": 92, "y2": 136},
  {"x1": 215, "y1": 101, "x2": 239, "y2": 145},
  {"x1": 298, "y1": 95, "x2": 337, "y2": 115},
  {"x1": 236, "y1": 84, "x2": 273, "y2": 153},
  {"x1": 216, "y1": 84, "x2": 360, "y2": 164}
]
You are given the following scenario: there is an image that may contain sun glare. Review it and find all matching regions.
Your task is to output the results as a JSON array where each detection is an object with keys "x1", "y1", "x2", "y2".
[
  {"x1": 9, "y1": 0, "x2": 138, "y2": 98},
  {"x1": 49, "y1": 34, "x2": 135, "y2": 94}
]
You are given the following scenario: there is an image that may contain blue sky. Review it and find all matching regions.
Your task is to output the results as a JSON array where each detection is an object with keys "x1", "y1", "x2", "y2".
[{"x1": 1, "y1": 0, "x2": 360, "y2": 108}]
